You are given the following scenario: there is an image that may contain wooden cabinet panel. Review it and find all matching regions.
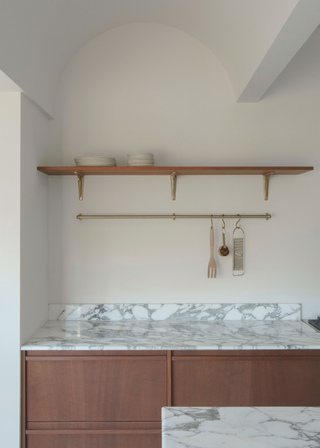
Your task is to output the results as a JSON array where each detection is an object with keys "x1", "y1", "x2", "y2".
[
  {"x1": 172, "y1": 354, "x2": 320, "y2": 407},
  {"x1": 27, "y1": 422, "x2": 161, "y2": 430},
  {"x1": 27, "y1": 357, "x2": 166, "y2": 422},
  {"x1": 27, "y1": 432, "x2": 161, "y2": 448},
  {"x1": 172, "y1": 349, "x2": 320, "y2": 357},
  {"x1": 27, "y1": 350, "x2": 166, "y2": 357}
]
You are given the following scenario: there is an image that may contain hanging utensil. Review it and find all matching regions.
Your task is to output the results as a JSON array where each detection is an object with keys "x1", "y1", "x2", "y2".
[
  {"x1": 208, "y1": 215, "x2": 217, "y2": 278},
  {"x1": 219, "y1": 215, "x2": 229, "y2": 256},
  {"x1": 233, "y1": 215, "x2": 244, "y2": 276}
]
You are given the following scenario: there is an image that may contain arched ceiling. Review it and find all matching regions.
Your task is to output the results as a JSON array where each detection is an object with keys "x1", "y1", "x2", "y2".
[{"x1": 0, "y1": 0, "x2": 319, "y2": 117}]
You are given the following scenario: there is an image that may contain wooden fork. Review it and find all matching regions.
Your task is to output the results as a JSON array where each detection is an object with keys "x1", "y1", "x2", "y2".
[{"x1": 208, "y1": 225, "x2": 217, "y2": 278}]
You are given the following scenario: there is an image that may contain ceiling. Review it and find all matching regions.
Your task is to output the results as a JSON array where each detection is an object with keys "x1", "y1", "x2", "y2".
[{"x1": 0, "y1": 0, "x2": 319, "y2": 117}]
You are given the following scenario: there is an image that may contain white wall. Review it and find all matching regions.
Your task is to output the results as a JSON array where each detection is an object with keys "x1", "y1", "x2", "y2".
[
  {"x1": 0, "y1": 92, "x2": 49, "y2": 448},
  {"x1": 48, "y1": 23, "x2": 320, "y2": 318},
  {"x1": 20, "y1": 94, "x2": 49, "y2": 343},
  {"x1": 0, "y1": 92, "x2": 21, "y2": 448}
]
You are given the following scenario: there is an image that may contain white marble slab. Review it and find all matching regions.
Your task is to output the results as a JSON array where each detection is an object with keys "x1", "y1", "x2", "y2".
[
  {"x1": 49, "y1": 303, "x2": 301, "y2": 321},
  {"x1": 21, "y1": 319, "x2": 320, "y2": 351},
  {"x1": 162, "y1": 407, "x2": 320, "y2": 448}
]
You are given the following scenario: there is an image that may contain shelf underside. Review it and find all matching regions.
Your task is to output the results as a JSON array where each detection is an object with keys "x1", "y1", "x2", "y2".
[{"x1": 37, "y1": 166, "x2": 313, "y2": 176}]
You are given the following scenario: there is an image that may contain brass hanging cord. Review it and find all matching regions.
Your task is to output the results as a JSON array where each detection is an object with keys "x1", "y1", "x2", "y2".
[{"x1": 77, "y1": 213, "x2": 271, "y2": 221}]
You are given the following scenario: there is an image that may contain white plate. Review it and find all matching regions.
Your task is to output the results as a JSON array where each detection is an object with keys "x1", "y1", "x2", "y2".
[
  {"x1": 75, "y1": 162, "x2": 117, "y2": 166},
  {"x1": 75, "y1": 156, "x2": 116, "y2": 161},
  {"x1": 127, "y1": 158, "x2": 154, "y2": 162},
  {"x1": 127, "y1": 163, "x2": 154, "y2": 166},
  {"x1": 127, "y1": 157, "x2": 154, "y2": 162},
  {"x1": 127, "y1": 160, "x2": 154, "y2": 163},
  {"x1": 75, "y1": 157, "x2": 116, "y2": 166},
  {"x1": 127, "y1": 153, "x2": 154, "y2": 158},
  {"x1": 127, "y1": 159, "x2": 154, "y2": 163}
]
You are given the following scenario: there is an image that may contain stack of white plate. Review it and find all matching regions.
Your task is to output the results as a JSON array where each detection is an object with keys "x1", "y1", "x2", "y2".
[
  {"x1": 127, "y1": 153, "x2": 154, "y2": 166},
  {"x1": 74, "y1": 156, "x2": 117, "y2": 166}
]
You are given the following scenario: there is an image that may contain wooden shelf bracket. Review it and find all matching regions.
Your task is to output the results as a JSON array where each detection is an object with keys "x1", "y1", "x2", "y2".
[
  {"x1": 170, "y1": 172, "x2": 177, "y2": 201},
  {"x1": 263, "y1": 172, "x2": 274, "y2": 201},
  {"x1": 74, "y1": 172, "x2": 84, "y2": 201}
]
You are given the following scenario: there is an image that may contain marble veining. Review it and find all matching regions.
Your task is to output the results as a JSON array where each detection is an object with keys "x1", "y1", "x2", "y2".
[
  {"x1": 49, "y1": 303, "x2": 301, "y2": 321},
  {"x1": 162, "y1": 407, "x2": 320, "y2": 448},
  {"x1": 21, "y1": 319, "x2": 320, "y2": 351}
]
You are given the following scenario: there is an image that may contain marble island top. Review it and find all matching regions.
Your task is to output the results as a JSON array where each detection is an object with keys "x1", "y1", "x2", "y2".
[
  {"x1": 162, "y1": 407, "x2": 320, "y2": 448},
  {"x1": 21, "y1": 318, "x2": 320, "y2": 351}
]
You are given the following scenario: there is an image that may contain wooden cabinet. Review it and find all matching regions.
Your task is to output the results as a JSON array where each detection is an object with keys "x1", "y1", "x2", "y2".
[
  {"x1": 23, "y1": 351, "x2": 166, "y2": 448},
  {"x1": 22, "y1": 349, "x2": 320, "y2": 448},
  {"x1": 27, "y1": 432, "x2": 160, "y2": 448},
  {"x1": 27, "y1": 356, "x2": 166, "y2": 421},
  {"x1": 172, "y1": 350, "x2": 320, "y2": 407}
]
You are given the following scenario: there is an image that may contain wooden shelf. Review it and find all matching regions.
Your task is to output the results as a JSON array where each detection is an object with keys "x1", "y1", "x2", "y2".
[
  {"x1": 37, "y1": 166, "x2": 313, "y2": 201},
  {"x1": 37, "y1": 166, "x2": 313, "y2": 176}
]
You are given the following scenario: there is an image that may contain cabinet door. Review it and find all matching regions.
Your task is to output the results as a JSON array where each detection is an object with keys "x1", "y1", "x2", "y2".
[
  {"x1": 172, "y1": 354, "x2": 320, "y2": 406},
  {"x1": 27, "y1": 432, "x2": 161, "y2": 448},
  {"x1": 27, "y1": 356, "x2": 166, "y2": 422}
]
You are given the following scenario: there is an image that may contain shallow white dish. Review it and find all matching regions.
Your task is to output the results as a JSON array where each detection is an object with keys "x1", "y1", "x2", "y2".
[
  {"x1": 127, "y1": 159, "x2": 154, "y2": 163},
  {"x1": 75, "y1": 157, "x2": 116, "y2": 161},
  {"x1": 75, "y1": 156, "x2": 115, "y2": 159},
  {"x1": 76, "y1": 162, "x2": 116, "y2": 166},
  {"x1": 128, "y1": 160, "x2": 154, "y2": 163},
  {"x1": 127, "y1": 153, "x2": 154, "y2": 158},
  {"x1": 128, "y1": 159, "x2": 153, "y2": 162},
  {"x1": 75, "y1": 156, "x2": 116, "y2": 167},
  {"x1": 127, "y1": 153, "x2": 154, "y2": 167},
  {"x1": 127, "y1": 162, "x2": 154, "y2": 166},
  {"x1": 127, "y1": 160, "x2": 154, "y2": 164}
]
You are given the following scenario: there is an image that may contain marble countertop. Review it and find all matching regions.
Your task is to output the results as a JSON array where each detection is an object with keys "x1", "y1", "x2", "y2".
[
  {"x1": 162, "y1": 407, "x2": 320, "y2": 448},
  {"x1": 21, "y1": 318, "x2": 320, "y2": 351}
]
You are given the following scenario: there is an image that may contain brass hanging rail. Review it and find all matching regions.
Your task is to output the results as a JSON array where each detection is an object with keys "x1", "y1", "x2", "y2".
[{"x1": 77, "y1": 213, "x2": 271, "y2": 220}]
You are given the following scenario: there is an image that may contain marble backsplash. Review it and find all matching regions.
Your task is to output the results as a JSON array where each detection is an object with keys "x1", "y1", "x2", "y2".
[{"x1": 49, "y1": 303, "x2": 301, "y2": 322}]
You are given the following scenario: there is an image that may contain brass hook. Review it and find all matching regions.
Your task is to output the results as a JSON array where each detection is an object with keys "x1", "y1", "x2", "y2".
[
  {"x1": 210, "y1": 215, "x2": 213, "y2": 228},
  {"x1": 235, "y1": 214, "x2": 242, "y2": 228},
  {"x1": 173, "y1": 213, "x2": 176, "y2": 221},
  {"x1": 222, "y1": 214, "x2": 226, "y2": 230}
]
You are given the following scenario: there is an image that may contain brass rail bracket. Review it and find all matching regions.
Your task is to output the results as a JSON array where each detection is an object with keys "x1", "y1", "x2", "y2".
[
  {"x1": 263, "y1": 172, "x2": 274, "y2": 201},
  {"x1": 170, "y1": 172, "x2": 177, "y2": 201},
  {"x1": 74, "y1": 172, "x2": 84, "y2": 201}
]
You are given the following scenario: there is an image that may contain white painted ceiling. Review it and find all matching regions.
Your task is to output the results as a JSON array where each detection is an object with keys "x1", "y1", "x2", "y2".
[{"x1": 0, "y1": 0, "x2": 319, "y2": 116}]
